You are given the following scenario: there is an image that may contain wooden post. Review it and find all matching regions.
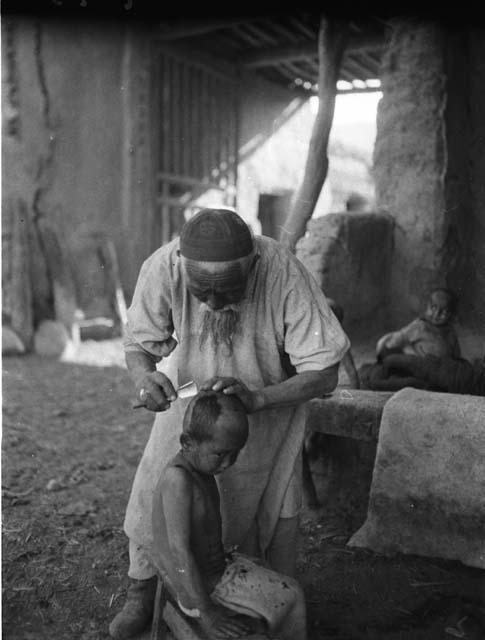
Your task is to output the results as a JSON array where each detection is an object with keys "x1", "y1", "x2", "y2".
[{"x1": 279, "y1": 17, "x2": 348, "y2": 252}]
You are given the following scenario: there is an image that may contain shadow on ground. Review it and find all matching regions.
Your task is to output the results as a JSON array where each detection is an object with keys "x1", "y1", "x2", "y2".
[{"x1": 2, "y1": 347, "x2": 484, "y2": 639}]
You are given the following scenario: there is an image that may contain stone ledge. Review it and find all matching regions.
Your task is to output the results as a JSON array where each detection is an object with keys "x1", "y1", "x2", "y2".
[{"x1": 306, "y1": 389, "x2": 394, "y2": 441}]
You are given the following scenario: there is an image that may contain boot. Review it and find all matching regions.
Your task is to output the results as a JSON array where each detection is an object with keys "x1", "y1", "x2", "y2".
[{"x1": 109, "y1": 576, "x2": 158, "y2": 639}]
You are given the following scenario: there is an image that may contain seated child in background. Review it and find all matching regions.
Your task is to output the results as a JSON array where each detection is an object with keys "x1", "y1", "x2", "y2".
[
  {"x1": 360, "y1": 288, "x2": 461, "y2": 392},
  {"x1": 376, "y1": 287, "x2": 461, "y2": 360},
  {"x1": 149, "y1": 389, "x2": 307, "y2": 640}
]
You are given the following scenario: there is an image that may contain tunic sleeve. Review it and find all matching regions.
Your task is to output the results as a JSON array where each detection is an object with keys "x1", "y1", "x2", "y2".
[
  {"x1": 123, "y1": 250, "x2": 178, "y2": 361},
  {"x1": 279, "y1": 256, "x2": 350, "y2": 373}
]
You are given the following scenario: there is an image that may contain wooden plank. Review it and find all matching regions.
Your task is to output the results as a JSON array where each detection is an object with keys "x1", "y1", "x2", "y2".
[
  {"x1": 156, "y1": 18, "x2": 249, "y2": 41},
  {"x1": 239, "y1": 35, "x2": 384, "y2": 68},
  {"x1": 150, "y1": 577, "x2": 169, "y2": 640},
  {"x1": 162, "y1": 54, "x2": 171, "y2": 174},
  {"x1": 194, "y1": 68, "x2": 203, "y2": 179},
  {"x1": 172, "y1": 58, "x2": 182, "y2": 175},
  {"x1": 200, "y1": 70, "x2": 210, "y2": 181},
  {"x1": 154, "y1": 41, "x2": 237, "y2": 84},
  {"x1": 210, "y1": 75, "x2": 219, "y2": 181},
  {"x1": 157, "y1": 172, "x2": 223, "y2": 191},
  {"x1": 182, "y1": 61, "x2": 191, "y2": 177},
  {"x1": 306, "y1": 390, "x2": 393, "y2": 441},
  {"x1": 161, "y1": 182, "x2": 171, "y2": 245},
  {"x1": 168, "y1": 56, "x2": 176, "y2": 175},
  {"x1": 278, "y1": 17, "x2": 349, "y2": 251},
  {"x1": 229, "y1": 81, "x2": 239, "y2": 207},
  {"x1": 342, "y1": 54, "x2": 376, "y2": 80}
]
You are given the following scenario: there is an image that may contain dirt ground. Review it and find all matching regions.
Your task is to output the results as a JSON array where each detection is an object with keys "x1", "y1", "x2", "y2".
[{"x1": 2, "y1": 340, "x2": 484, "y2": 640}]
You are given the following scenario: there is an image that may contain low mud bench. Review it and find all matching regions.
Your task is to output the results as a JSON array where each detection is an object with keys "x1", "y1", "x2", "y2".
[{"x1": 306, "y1": 389, "x2": 394, "y2": 441}]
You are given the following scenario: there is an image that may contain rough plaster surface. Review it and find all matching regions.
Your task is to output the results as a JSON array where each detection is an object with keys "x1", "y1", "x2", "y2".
[
  {"x1": 2, "y1": 17, "x2": 128, "y2": 324},
  {"x1": 295, "y1": 212, "x2": 394, "y2": 336},
  {"x1": 374, "y1": 22, "x2": 448, "y2": 324},
  {"x1": 467, "y1": 31, "x2": 485, "y2": 340},
  {"x1": 350, "y1": 388, "x2": 485, "y2": 569}
]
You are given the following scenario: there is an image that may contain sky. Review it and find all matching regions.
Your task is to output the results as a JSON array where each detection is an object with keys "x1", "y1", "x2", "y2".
[{"x1": 311, "y1": 91, "x2": 383, "y2": 153}]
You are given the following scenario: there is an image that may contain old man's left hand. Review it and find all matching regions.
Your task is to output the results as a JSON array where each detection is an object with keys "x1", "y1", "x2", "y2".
[{"x1": 201, "y1": 377, "x2": 262, "y2": 413}]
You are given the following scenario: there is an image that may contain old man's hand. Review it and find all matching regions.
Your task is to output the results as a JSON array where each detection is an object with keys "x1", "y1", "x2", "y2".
[
  {"x1": 201, "y1": 377, "x2": 262, "y2": 413},
  {"x1": 136, "y1": 372, "x2": 177, "y2": 412}
]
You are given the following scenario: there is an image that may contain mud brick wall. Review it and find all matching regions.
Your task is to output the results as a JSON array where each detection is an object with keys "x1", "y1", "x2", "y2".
[
  {"x1": 374, "y1": 21, "x2": 485, "y2": 353},
  {"x1": 295, "y1": 212, "x2": 394, "y2": 338},
  {"x1": 373, "y1": 21, "x2": 448, "y2": 326}
]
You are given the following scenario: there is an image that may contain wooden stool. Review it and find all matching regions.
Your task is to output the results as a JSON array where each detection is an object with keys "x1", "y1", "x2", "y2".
[{"x1": 150, "y1": 576, "x2": 270, "y2": 640}]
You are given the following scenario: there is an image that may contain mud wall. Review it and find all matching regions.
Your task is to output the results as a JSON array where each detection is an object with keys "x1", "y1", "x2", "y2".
[
  {"x1": 374, "y1": 20, "x2": 485, "y2": 354},
  {"x1": 373, "y1": 21, "x2": 448, "y2": 327},
  {"x1": 466, "y1": 31, "x2": 485, "y2": 345},
  {"x1": 295, "y1": 212, "x2": 395, "y2": 338},
  {"x1": 2, "y1": 16, "x2": 130, "y2": 332}
]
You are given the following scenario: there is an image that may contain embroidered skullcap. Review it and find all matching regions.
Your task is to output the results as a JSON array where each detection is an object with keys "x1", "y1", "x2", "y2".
[{"x1": 179, "y1": 208, "x2": 254, "y2": 262}]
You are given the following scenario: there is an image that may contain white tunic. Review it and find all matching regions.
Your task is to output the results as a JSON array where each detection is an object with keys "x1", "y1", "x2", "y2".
[{"x1": 123, "y1": 235, "x2": 350, "y2": 556}]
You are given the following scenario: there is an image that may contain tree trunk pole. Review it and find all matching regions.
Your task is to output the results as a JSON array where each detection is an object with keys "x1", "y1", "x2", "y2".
[{"x1": 279, "y1": 17, "x2": 348, "y2": 252}]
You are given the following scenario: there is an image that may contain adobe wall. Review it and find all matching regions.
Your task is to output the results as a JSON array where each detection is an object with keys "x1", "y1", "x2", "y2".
[
  {"x1": 466, "y1": 31, "x2": 485, "y2": 348},
  {"x1": 373, "y1": 21, "x2": 448, "y2": 327},
  {"x1": 295, "y1": 212, "x2": 395, "y2": 339},
  {"x1": 2, "y1": 16, "x2": 129, "y2": 327},
  {"x1": 374, "y1": 21, "x2": 485, "y2": 356}
]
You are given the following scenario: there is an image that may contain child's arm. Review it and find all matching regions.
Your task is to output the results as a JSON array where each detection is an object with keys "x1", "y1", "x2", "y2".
[
  {"x1": 162, "y1": 467, "x2": 250, "y2": 639},
  {"x1": 376, "y1": 321, "x2": 415, "y2": 360}
]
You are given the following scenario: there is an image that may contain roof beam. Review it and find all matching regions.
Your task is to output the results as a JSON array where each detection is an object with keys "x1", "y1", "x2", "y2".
[
  {"x1": 239, "y1": 35, "x2": 384, "y2": 68},
  {"x1": 156, "y1": 18, "x2": 250, "y2": 41}
]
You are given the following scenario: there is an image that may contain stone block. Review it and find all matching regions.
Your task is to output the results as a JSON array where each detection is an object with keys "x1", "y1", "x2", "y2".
[
  {"x1": 306, "y1": 389, "x2": 393, "y2": 441},
  {"x1": 349, "y1": 388, "x2": 485, "y2": 569},
  {"x1": 296, "y1": 212, "x2": 394, "y2": 333}
]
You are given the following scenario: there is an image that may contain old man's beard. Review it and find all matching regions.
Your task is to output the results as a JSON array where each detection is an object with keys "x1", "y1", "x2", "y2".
[{"x1": 199, "y1": 304, "x2": 241, "y2": 355}]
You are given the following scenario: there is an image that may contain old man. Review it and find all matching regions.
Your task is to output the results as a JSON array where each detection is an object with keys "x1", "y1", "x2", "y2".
[{"x1": 109, "y1": 208, "x2": 350, "y2": 639}]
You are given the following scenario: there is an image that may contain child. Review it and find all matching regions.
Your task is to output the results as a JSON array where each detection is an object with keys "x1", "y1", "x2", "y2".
[
  {"x1": 360, "y1": 288, "x2": 461, "y2": 392},
  {"x1": 376, "y1": 287, "x2": 460, "y2": 360},
  {"x1": 149, "y1": 390, "x2": 307, "y2": 640}
]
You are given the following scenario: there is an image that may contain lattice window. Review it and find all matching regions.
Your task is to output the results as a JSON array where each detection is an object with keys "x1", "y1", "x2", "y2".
[{"x1": 154, "y1": 50, "x2": 238, "y2": 244}]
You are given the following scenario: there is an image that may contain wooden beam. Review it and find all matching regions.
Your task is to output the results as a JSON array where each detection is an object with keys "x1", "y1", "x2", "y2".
[
  {"x1": 156, "y1": 18, "x2": 250, "y2": 41},
  {"x1": 342, "y1": 54, "x2": 377, "y2": 79},
  {"x1": 279, "y1": 17, "x2": 349, "y2": 252},
  {"x1": 154, "y1": 40, "x2": 237, "y2": 83},
  {"x1": 239, "y1": 34, "x2": 383, "y2": 68}
]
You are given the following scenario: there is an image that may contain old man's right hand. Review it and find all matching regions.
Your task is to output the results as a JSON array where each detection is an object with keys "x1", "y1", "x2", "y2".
[{"x1": 136, "y1": 372, "x2": 177, "y2": 412}]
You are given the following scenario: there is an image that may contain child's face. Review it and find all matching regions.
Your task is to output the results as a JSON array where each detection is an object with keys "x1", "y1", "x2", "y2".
[
  {"x1": 187, "y1": 410, "x2": 247, "y2": 475},
  {"x1": 424, "y1": 291, "x2": 453, "y2": 326}
]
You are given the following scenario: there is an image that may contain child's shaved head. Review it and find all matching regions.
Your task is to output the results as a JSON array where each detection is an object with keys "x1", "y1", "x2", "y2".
[{"x1": 182, "y1": 390, "x2": 248, "y2": 445}]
